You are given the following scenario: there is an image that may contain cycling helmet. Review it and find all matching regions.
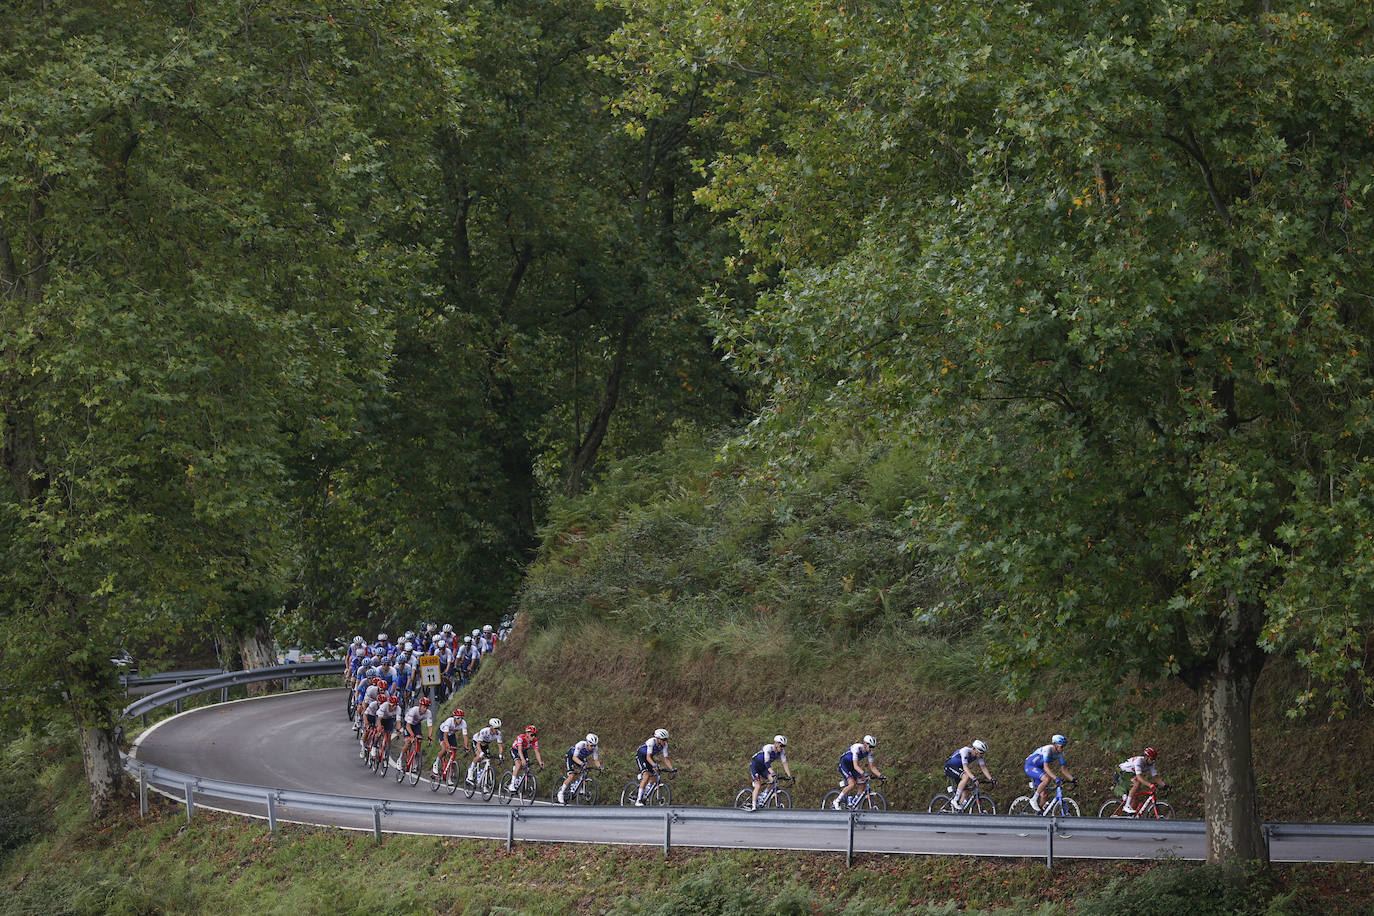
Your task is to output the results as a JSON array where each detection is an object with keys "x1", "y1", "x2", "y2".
[
  {"x1": 452, "y1": 709, "x2": 464, "y2": 719},
  {"x1": 464, "y1": 635, "x2": 473, "y2": 644},
  {"x1": 419, "y1": 697, "x2": 432, "y2": 707},
  {"x1": 1144, "y1": 747, "x2": 1158, "y2": 760},
  {"x1": 373, "y1": 677, "x2": 385, "y2": 688},
  {"x1": 427, "y1": 622, "x2": 438, "y2": 632},
  {"x1": 352, "y1": 636, "x2": 364, "y2": 646},
  {"x1": 483, "y1": 624, "x2": 493, "y2": 633},
  {"x1": 378, "y1": 632, "x2": 388, "y2": 641},
  {"x1": 404, "y1": 630, "x2": 414, "y2": 639},
  {"x1": 434, "y1": 638, "x2": 445, "y2": 648},
  {"x1": 972, "y1": 739, "x2": 988, "y2": 754},
  {"x1": 585, "y1": 733, "x2": 599, "y2": 746},
  {"x1": 525, "y1": 725, "x2": 538, "y2": 735},
  {"x1": 1052, "y1": 734, "x2": 1068, "y2": 747},
  {"x1": 472, "y1": 628, "x2": 481, "y2": 637},
  {"x1": 489, "y1": 717, "x2": 502, "y2": 728},
  {"x1": 388, "y1": 693, "x2": 400, "y2": 704},
  {"x1": 442, "y1": 624, "x2": 453, "y2": 634},
  {"x1": 653, "y1": 728, "x2": 670, "y2": 741},
  {"x1": 863, "y1": 734, "x2": 878, "y2": 747},
  {"x1": 774, "y1": 734, "x2": 787, "y2": 747}
]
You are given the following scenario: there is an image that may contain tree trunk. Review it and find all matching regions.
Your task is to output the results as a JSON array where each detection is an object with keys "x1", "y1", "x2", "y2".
[
  {"x1": 238, "y1": 621, "x2": 278, "y2": 696},
  {"x1": 1198, "y1": 595, "x2": 1269, "y2": 865},
  {"x1": 77, "y1": 720, "x2": 127, "y2": 819}
]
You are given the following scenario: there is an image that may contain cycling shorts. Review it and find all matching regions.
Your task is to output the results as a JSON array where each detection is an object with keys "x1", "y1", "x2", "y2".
[
  {"x1": 365, "y1": 713, "x2": 378, "y2": 727},
  {"x1": 565, "y1": 752, "x2": 588, "y2": 773},
  {"x1": 405, "y1": 721, "x2": 423, "y2": 738},
  {"x1": 944, "y1": 765, "x2": 964, "y2": 783},
  {"x1": 750, "y1": 758, "x2": 771, "y2": 781},
  {"x1": 510, "y1": 747, "x2": 529, "y2": 764},
  {"x1": 838, "y1": 759, "x2": 861, "y2": 782},
  {"x1": 635, "y1": 748, "x2": 658, "y2": 774},
  {"x1": 443, "y1": 732, "x2": 461, "y2": 749},
  {"x1": 1025, "y1": 760, "x2": 1047, "y2": 784},
  {"x1": 379, "y1": 716, "x2": 395, "y2": 733},
  {"x1": 477, "y1": 740, "x2": 491, "y2": 758}
]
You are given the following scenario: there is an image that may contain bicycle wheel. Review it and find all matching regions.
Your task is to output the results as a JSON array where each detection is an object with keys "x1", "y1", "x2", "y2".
[
  {"x1": 651, "y1": 783, "x2": 671, "y2": 806},
  {"x1": 445, "y1": 761, "x2": 459, "y2": 795},
  {"x1": 407, "y1": 748, "x2": 422, "y2": 786},
  {"x1": 973, "y1": 796, "x2": 996, "y2": 815},
  {"x1": 578, "y1": 776, "x2": 598, "y2": 805},
  {"x1": 620, "y1": 782, "x2": 639, "y2": 807},
  {"x1": 733, "y1": 789, "x2": 752, "y2": 810},
  {"x1": 521, "y1": 772, "x2": 538, "y2": 805},
  {"x1": 1009, "y1": 796, "x2": 1034, "y2": 816},
  {"x1": 479, "y1": 766, "x2": 496, "y2": 801},
  {"x1": 1152, "y1": 801, "x2": 1174, "y2": 820},
  {"x1": 821, "y1": 790, "x2": 842, "y2": 810},
  {"x1": 1053, "y1": 797, "x2": 1080, "y2": 817},
  {"x1": 395, "y1": 747, "x2": 409, "y2": 783},
  {"x1": 462, "y1": 763, "x2": 477, "y2": 798},
  {"x1": 430, "y1": 759, "x2": 443, "y2": 792},
  {"x1": 377, "y1": 741, "x2": 389, "y2": 776},
  {"x1": 863, "y1": 792, "x2": 887, "y2": 811},
  {"x1": 772, "y1": 789, "x2": 792, "y2": 809},
  {"x1": 498, "y1": 770, "x2": 517, "y2": 805},
  {"x1": 1099, "y1": 798, "x2": 1124, "y2": 818},
  {"x1": 928, "y1": 794, "x2": 954, "y2": 814},
  {"x1": 346, "y1": 689, "x2": 356, "y2": 720}
]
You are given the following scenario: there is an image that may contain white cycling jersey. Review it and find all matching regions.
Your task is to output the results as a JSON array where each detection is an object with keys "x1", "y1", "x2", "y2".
[
  {"x1": 376, "y1": 700, "x2": 401, "y2": 719},
  {"x1": 364, "y1": 697, "x2": 382, "y2": 715},
  {"x1": 404, "y1": 705, "x2": 432, "y2": 727},
  {"x1": 360, "y1": 685, "x2": 380, "y2": 705},
  {"x1": 1119, "y1": 756, "x2": 1157, "y2": 778},
  {"x1": 439, "y1": 716, "x2": 468, "y2": 739},
  {"x1": 846, "y1": 742, "x2": 871, "y2": 762},
  {"x1": 474, "y1": 726, "x2": 502, "y2": 746},
  {"x1": 569, "y1": 740, "x2": 601, "y2": 765},
  {"x1": 643, "y1": 736, "x2": 668, "y2": 757},
  {"x1": 759, "y1": 743, "x2": 787, "y2": 765}
]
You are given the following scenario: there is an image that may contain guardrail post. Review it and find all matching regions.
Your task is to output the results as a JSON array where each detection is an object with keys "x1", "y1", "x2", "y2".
[
  {"x1": 284, "y1": 675, "x2": 292, "y2": 691},
  {"x1": 507, "y1": 809, "x2": 516, "y2": 852},
  {"x1": 184, "y1": 782, "x2": 195, "y2": 824},
  {"x1": 267, "y1": 793, "x2": 278, "y2": 834},
  {"x1": 846, "y1": 812, "x2": 855, "y2": 867},
  {"x1": 1263, "y1": 824, "x2": 1273, "y2": 861},
  {"x1": 1046, "y1": 817, "x2": 1055, "y2": 869},
  {"x1": 373, "y1": 805, "x2": 383, "y2": 842},
  {"x1": 221, "y1": 686, "x2": 229, "y2": 704},
  {"x1": 663, "y1": 811, "x2": 671, "y2": 857}
]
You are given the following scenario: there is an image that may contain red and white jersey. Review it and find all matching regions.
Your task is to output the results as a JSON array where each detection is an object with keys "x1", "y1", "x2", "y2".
[
  {"x1": 404, "y1": 705, "x2": 432, "y2": 727},
  {"x1": 376, "y1": 699, "x2": 401, "y2": 719},
  {"x1": 1119, "y1": 756, "x2": 1158, "y2": 777},
  {"x1": 512, "y1": 733, "x2": 539, "y2": 754},
  {"x1": 440, "y1": 716, "x2": 468, "y2": 739}
]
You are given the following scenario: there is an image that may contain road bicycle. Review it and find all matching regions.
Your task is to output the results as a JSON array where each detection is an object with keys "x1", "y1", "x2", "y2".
[
  {"x1": 734, "y1": 774, "x2": 794, "y2": 810},
  {"x1": 368, "y1": 728, "x2": 393, "y2": 777},
  {"x1": 555, "y1": 765, "x2": 600, "y2": 805},
  {"x1": 821, "y1": 775, "x2": 888, "y2": 812},
  {"x1": 928, "y1": 777, "x2": 997, "y2": 815},
  {"x1": 464, "y1": 755, "x2": 498, "y2": 801},
  {"x1": 1098, "y1": 781, "x2": 1173, "y2": 819},
  {"x1": 620, "y1": 768, "x2": 677, "y2": 806},
  {"x1": 1010, "y1": 778, "x2": 1080, "y2": 816},
  {"x1": 429, "y1": 745, "x2": 467, "y2": 795},
  {"x1": 395, "y1": 736, "x2": 425, "y2": 787},
  {"x1": 499, "y1": 763, "x2": 539, "y2": 806}
]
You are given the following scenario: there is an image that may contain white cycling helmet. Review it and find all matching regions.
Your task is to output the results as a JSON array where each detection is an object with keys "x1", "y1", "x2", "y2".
[
  {"x1": 404, "y1": 630, "x2": 414, "y2": 639},
  {"x1": 434, "y1": 638, "x2": 445, "y2": 648},
  {"x1": 377, "y1": 632, "x2": 388, "y2": 641},
  {"x1": 489, "y1": 717, "x2": 502, "y2": 728},
  {"x1": 1052, "y1": 734, "x2": 1068, "y2": 747},
  {"x1": 352, "y1": 636, "x2": 364, "y2": 646},
  {"x1": 972, "y1": 739, "x2": 988, "y2": 754},
  {"x1": 472, "y1": 628, "x2": 481, "y2": 637},
  {"x1": 774, "y1": 734, "x2": 787, "y2": 747},
  {"x1": 586, "y1": 733, "x2": 599, "y2": 746},
  {"x1": 482, "y1": 624, "x2": 493, "y2": 633},
  {"x1": 863, "y1": 734, "x2": 878, "y2": 747},
  {"x1": 653, "y1": 728, "x2": 669, "y2": 741},
  {"x1": 442, "y1": 624, "x2": 453, "y2": 633},
  {"x1": 463, "y1": 635, "x2": 473, "y2": 644}
]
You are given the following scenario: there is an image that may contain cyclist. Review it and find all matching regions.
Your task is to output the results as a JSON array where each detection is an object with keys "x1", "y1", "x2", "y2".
[
  {"x1": 509, "y1": 725, "x2": 544, "y2": 789},
  {"x1": 481, "y1": 624, "x2": 495, "y2": 654},
  {"x1": 353, "y1": 675, "x2": 384, "y2": 726},
  {"x1": 944, "y1": 739, "x2": 994, "y2": 811},
  {"x1": 1117, "y1": 746, "x2": 1162, "y2": 814},
  {"x1": 432, "y1": 708, "x2": 469, "y2": 778},
  {"x1": 359, "y1": 687, "x2": 385, "y2": 758},
  {"x1": 633, "y1": 728, "x2": 673, "y2": 806},
  {"x1": 557, "y1": 733, "x2": 603, "y2": 804},
  {"x1": 748, "y1": 735, "x2": 793, "y2": 810},
  {"x1": 401, "y1": 696, "x2": 434, "y2": 763},
  {"x1": 833, "y1": 735, "x2": 883, "y2": 809},
  {"x1": 1024, "y1": 734, "x2": 1075, "y2": 812},
  {"x1": 372, "y1": 693, "x2": 402, "y2": 760},
  {"x1": 468, "y1": 717, "x2": 504, "y2": 785}
]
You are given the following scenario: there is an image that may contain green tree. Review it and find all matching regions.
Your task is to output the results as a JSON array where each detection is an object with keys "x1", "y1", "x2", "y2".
[
  {"x1": 609, "y1": 0, "x2": 1374, "y2": 863},
  {"x1": 0, "y1": 0, "x2": 451, "y2": 813}
]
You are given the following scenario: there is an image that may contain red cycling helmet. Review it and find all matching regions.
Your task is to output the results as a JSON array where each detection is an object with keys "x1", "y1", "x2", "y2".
[
  {"x1": 525, "y1": 725, "x2": 538, "y2": 735},
  {"x1": 1143, "y1": 747, "x2": 1158, "y2": 760},
  {"x1": 419, "y1": 697, "x2": 432, "y2": 707},
  {"x1": 388, "y1": 693, "x2": 400, "y2": 704},
  {"x1": 452, "y1": 709, "x2": 465, "y2": 719}
]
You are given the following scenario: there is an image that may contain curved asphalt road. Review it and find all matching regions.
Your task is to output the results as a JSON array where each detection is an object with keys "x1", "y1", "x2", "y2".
[{"x1": 130, "y1": 690, "x2": 1370, "y2": 863}]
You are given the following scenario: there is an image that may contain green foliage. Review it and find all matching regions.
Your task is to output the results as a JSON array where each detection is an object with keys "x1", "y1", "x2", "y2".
[{"x1": 1078, "y1": 864, "x2": 1280, "y2": 916}]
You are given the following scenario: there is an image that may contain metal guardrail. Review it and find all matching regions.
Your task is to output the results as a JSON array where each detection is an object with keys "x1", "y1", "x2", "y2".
[
  {"x1": 121, "y1": 668, "x2": 226, "y2": 690},
  {"x1": 121, "y1": 665, "x2": 1374, "y2": 866},
  {"x1": 121, "y1": 661, "x2": 338, "y2": 724}
]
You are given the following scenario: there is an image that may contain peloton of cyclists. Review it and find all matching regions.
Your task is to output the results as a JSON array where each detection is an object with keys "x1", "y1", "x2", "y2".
[
  {"x1": 944, "y1": 739, "x2": 994, "y2": 810},
  {"x1": 833, "y1": 735, "x2": 883, "y2": 809},
  {"x1": 557, "y1": 733, "x2": 602, "y2": 804},
  {"x1": 633, "y1": 729, "x2": 674, "y2": 806},
  {"x1": 1024, "y1": 734, "x2": 1076, "y2": 812},
  {"x1": 748, "y1": 735, "x2": 793, "y2": 810}
]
